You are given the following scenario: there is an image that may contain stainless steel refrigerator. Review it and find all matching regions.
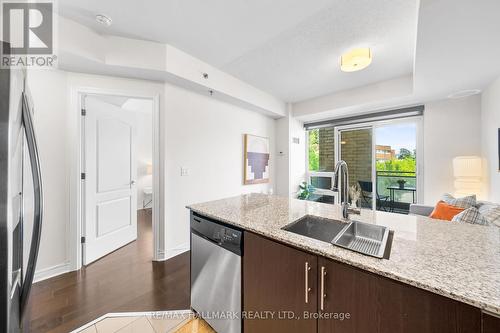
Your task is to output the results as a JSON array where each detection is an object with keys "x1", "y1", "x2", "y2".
[{"x1": 1, "y1": 43, "x2": 43, "y2": 332}]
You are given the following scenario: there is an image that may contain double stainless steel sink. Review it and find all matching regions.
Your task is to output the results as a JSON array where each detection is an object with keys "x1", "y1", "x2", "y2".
[{"x1": 282, "y1": 215, "x2": 391, "y2": 258}]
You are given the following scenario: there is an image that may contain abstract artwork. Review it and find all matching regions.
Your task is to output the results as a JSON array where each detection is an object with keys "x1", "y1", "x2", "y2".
[{"x1": 244, "y1": 134, "x2": 270, "y2": 184}]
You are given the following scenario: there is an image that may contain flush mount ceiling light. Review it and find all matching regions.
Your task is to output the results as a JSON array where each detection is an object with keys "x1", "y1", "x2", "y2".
[
  {"x1": 95, "y1": 14, "x2": 112, "y2": 27},
  {"x1": 447, "y1": 89, "x2": 481, "y2": 99},
  {"x1": 340, "y1": 48, "x2": 372, "y2": 72}
]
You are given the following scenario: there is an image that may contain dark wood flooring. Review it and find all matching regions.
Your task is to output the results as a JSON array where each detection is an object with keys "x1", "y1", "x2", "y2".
[{"x1": 24, "y1": 210, "x2": 190, "y2": 333}]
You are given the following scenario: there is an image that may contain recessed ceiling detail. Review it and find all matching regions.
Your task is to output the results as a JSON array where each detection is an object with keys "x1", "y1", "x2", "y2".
[
  {"x1": 59, "y1": 0, "x2": 418, "y2": 103},
  {"x1": 447, "y1": 89, "x2": 481, "y2": 99}
]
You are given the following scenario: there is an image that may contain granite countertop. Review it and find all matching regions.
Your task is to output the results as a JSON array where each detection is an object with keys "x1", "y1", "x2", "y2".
[{"x1": 187, "y1": 193, "x2": 500, "y2": 315}]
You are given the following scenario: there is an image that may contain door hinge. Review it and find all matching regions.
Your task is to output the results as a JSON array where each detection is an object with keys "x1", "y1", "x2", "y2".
[
  {"x1": 81, "y1": 108, "x2": 86, "y2": 116},
  {"x1": 81, "y1": 172, "x2": 86, "y2": 180},
  {"x1": 81, "y1": 236, "x2": 86, "y2": 244}
]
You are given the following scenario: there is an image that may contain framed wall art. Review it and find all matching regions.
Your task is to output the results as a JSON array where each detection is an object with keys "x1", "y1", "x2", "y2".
[{"x1": 244, "y1": 134, "x2": 270, "y2": 185}]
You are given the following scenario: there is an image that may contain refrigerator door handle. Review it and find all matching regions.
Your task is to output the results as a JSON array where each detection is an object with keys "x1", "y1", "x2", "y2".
[
  {"x1": 10, "y1": 269, "x2": 21, "y2": 299},
  {"x1": 19, "y1": 92, "x2": 43, "y2": 317}
]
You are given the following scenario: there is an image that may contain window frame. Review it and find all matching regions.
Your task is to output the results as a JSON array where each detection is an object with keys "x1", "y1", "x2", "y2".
[
  {"x1": 305, "y1": 129, "x2": 336, "y2": 197},
  {"x1": 305, "y1": 116, "x2": 424, "y2": 206},
  {"x1": 335, "y1": 117, "x2": 423, "y2": 208}
]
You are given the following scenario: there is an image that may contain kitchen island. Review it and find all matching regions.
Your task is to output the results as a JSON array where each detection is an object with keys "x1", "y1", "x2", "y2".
[{"x1": 188, "y1": 193, "x2": 500, "y2": 333}]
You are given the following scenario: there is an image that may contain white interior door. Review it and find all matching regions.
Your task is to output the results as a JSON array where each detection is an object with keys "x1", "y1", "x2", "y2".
[{"x1": 83, "y1": 96, "x2": 138, "y2": 265}]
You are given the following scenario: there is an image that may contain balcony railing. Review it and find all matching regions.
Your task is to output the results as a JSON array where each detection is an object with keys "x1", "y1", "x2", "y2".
[
  {"x1": 376, "y1": 170, "x2": 417, "y2": 214},
  {"x1": 303, "y1": 170, "x2": 418, "y2": 214}
]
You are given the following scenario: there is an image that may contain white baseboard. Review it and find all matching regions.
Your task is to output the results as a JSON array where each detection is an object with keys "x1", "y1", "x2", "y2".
[
  {"x1": 34, "y1": 245, "x2": 188, "y2": 282},
  {"x1": 161, "y1": 243, "x2": 189, "y2": 261},
  {"x1": 154, "y1": 249, "x2": 166, "y2": 261},
  {"x1": 34, "y1": 262, "x2": 71, "y2": 283}
]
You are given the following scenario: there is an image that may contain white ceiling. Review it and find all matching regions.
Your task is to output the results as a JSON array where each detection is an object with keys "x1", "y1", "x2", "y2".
[
  {"x1": 414, "y1": 0, "x2": 500, "y2": 101},
  {"x1": 223, "y1": 0, "x2": 418, "y2": 102},
  {"x1": 58, "y1": 0, "x2": 419, "y2": 102}
]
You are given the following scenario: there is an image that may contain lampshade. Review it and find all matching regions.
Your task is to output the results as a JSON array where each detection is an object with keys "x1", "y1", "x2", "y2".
[
  {"x1": 340, "y1": 48, "x2": 372, "y2": 72},
  {"x1": 453, "y1": 156, "x2": 482, "y2": 197},
  {"x1": 146, "y1": 164, "x2": 153, "y2": 175}
]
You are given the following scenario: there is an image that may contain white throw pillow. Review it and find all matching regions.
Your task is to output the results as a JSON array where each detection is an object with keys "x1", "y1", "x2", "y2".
[
  {"x1": 442, "y1": 193, "x2": 476, "y2": 209},
  {"x1": 477, "y1": 204, "x2": 500, "y2": 227},
  {"x1": 452, "y1": 207, "x2": 490, "y2": 226}
]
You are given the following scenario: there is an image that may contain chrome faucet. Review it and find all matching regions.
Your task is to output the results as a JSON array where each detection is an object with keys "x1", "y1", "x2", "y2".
[{"x1": 332, "y1": 160, "x2": 350, "y2": 219}]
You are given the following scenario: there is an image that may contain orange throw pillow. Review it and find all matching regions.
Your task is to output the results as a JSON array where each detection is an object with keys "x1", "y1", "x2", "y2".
[{"x1": 429, "y1": 201, "x2": 465, "y2": 221}]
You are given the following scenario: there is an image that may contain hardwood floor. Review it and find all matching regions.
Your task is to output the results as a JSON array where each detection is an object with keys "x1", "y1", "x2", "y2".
[{"x1": 24, "y1": 210, "x2": 190, "y2": 333}]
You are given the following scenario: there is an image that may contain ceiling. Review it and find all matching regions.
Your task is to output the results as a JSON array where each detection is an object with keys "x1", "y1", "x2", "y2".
[
  {"x1": 414, "y1": 0, "x2": 500, "y2": 101},
  {"x1": 291, "y1": 0, "x2": 500, "y2": 122},
  {"x1": 58, "y1": 0, "x2": 419, "y2": 102}
]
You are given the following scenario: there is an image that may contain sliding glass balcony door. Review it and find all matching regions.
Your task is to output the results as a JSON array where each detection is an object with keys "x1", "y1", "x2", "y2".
[
  {"x1": 337, "y1": 127, "x2": 374, "y2": 210},
  {"x1": 375, "y1": 122, "x2": 419, "y2": 214},
  {"x1": 334, "y1": 119, "x2": 421, "y2": 214}
]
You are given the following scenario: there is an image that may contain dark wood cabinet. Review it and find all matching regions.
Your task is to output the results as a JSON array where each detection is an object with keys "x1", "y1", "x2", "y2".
[
  {"x1": 482, "y1": 312, "x2": 500, "y2": 333},
  {"x1": 243, "y1": 232, "x2": 483, "y2": 333},
  {"x1": 317, "y1": 257, "x2": 481, "y2": 333},
  {"x1": 243, "y1": 232, "x2": 318, "y2": 333}
]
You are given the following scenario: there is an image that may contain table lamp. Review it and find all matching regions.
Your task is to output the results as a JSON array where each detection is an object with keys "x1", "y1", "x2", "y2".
[{"x1": 453, "y1": 156, "x2": 482, "y2": 197}]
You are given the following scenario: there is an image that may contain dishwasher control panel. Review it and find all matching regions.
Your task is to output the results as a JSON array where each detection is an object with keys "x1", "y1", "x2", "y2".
[
  {"x1": 190, "y1": 212, "x2": 243, "y2": 256},
  {"x1": 215, "y1": 228, "x2": 240, "y2": 243}
]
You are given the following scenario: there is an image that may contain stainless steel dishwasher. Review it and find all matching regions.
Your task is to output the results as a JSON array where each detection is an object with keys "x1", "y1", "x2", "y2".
[{"x1": 190, "y1": 212, "x2": 242, "y2": 333}]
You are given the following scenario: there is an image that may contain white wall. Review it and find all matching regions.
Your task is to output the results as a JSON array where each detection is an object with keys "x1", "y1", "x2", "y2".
[
  {"x1": 274, "y1": 119, "x2": 290, "y2": 196},
  {"x1": 27, "y1": 69, "x2": 276, "y2": 278},
  {"x1": 481, "y1": 76, "x2": 500, "y2": 203},
  {"x1": 275, "y1": 108, "x2": 306, "y2": 197},
  {"x1": 27, "y1": 70, "x2": 70, "y2": 276},
  {"x1": 122, "y1": 99, "x2": 154, "y2": 209},
  {"x1": 292, "y1": 76, "x2": 413, "y2": 122},
  {"x1": 275, "y1": 108, "x2": 291, "y2": 197},
  {"x1": 163, "y1": 82, "x2": 275, "y2": 257},
  {"x1": 423, "y1": 95, "x2": 482, "y2": 204},
  {"x1": 27, "y1": 70, "x2": 166, "y2": 279},
  {"x1": 58, "y1": 16, "x2": 286, "y2": 118},
  {"x1": 289, "y1": 117, "x2": 306, "y2": 196}
]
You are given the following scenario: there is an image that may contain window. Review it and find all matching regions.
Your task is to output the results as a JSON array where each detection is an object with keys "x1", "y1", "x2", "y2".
[
  {"x1": 306, "y1": 127, "x2": 336, "y2": 203},
  {"x1": 375, "y1": 123, "x2": 418, "y2": 214},
  {"x1": 310, "y1": 175, "x2": 332, "y2": 190},
  {"x1": 304, "y1": 106, "x2": 423, "y2": 212},
  {"x1": 308, "y1": 128, "x2": 335, "y2": 172}
]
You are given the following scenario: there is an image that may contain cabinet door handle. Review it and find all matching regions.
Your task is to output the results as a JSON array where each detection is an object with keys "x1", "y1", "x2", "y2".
[
  {"x1": 305, "y1": 261, "x2": 311, "y2": 303},
  {"x1": 320, "y1": 266, "x2": 327, "y2": 311}
]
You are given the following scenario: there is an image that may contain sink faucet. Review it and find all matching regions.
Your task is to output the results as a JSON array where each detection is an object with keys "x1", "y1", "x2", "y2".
[{"x1": 332, "y1": 160, "x2": 350, "y2": 219}]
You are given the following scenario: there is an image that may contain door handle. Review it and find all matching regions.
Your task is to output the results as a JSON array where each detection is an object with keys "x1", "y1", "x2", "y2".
[
  {"x1": 10, "y1": 269, "x2": 21, "y2": 299},
  {"x1": 305, "y1": 261, "x2": 311, "y2": 304},
  {"x1": 320, "y1": 266, "x2": 327, "y2": 311},
  {"x1": 130, "y1": 180, "x2": 136, "y2": 185},
  {"x1": 20, "y1": 93, "x2": 44, "y2": 318}
]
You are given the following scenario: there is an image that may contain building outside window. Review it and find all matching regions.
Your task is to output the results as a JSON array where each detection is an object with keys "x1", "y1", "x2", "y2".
[{"x1": 306, "y1": 127, "x2": 336, "y2": 204}]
